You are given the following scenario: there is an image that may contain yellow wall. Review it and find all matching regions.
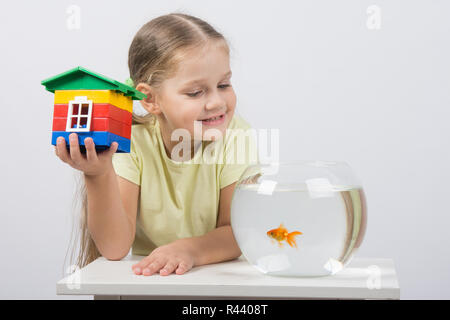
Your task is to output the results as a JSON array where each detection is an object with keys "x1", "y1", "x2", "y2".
[{"x1": 54, "y1": 90, "x2": 133, "y2": 113}]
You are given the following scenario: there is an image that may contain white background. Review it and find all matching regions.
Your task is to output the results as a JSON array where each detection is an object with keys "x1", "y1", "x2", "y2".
[{"x1": 0, "y1": 0, "x2": 448, "y2": 299}]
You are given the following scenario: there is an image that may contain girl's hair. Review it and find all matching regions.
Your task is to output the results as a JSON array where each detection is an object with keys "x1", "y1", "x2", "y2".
[{"x1": 64, "y1": 12, "x2": 231, "y2": 272}]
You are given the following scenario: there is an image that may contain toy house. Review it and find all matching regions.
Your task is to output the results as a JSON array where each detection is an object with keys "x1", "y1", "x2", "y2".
[{"x1": 41, "y1": 66, "x2": 146, "y2": 153}]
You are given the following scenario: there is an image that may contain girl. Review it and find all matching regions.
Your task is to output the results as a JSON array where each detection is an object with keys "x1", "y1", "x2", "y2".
[{"x1": 56, "y1": 13, "x2": 260, "y2": 277}]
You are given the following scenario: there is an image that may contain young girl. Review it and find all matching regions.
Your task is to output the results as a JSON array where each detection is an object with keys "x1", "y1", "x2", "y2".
[{"x1": 56, "y1": 13, "x2": 260, "y2": 277}]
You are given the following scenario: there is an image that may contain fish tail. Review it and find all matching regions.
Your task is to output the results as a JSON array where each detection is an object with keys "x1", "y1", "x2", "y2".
[{"x1": 287, "y1": 231, "x2": 302, "y2": 248}]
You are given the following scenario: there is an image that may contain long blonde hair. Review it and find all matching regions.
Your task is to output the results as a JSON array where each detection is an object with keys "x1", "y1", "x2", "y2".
[{"x1": 64, "y1": 12, "x2": 231, "y2": 272}]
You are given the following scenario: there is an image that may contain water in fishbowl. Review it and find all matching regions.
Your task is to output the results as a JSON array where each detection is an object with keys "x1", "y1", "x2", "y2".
[{"x1": 231, "y1": 183, "x2": 367, "y2": 277}]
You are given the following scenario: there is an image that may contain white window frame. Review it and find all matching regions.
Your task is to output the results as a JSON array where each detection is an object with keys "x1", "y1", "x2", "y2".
[{"x1": 66, "y1": 96, "x2": 93, "y2": 132}]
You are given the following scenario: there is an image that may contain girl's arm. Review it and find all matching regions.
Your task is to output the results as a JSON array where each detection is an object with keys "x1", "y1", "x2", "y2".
[
  {"x1": 55, "y1": 133, "x2": 138, "y2": 261},
  {"x1": 85, "y1": 171, "x2": 139, "y2": 260},
  {"x1": 131, "y1": 182, "x2": 240, "y2": 276},
  {"x1": 184, "y1": 181, "x2": 241, "y2": 266}
]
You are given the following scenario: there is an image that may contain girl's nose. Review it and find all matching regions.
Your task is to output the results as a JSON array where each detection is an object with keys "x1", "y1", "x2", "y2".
[{"x1": 205, "y1": 88, "x2": 226, "y2": 111}]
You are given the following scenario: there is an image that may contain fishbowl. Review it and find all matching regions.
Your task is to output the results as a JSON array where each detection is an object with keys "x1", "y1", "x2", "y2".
[{"x1": 230, "y1": 161, "x2": 367, "y2": 277}]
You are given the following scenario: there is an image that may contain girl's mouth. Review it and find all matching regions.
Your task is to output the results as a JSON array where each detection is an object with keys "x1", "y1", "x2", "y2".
[{"x1": 200, "y1": 113, "x2": 225, "y2": 126}]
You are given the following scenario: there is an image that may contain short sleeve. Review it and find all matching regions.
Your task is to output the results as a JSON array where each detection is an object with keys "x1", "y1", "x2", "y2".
[
  {"x1": 112, "y1": 142, "x2": 142, "y2": 186},
  {"x1": 219, "y1": 117, "x2": 262, "y2": 189}
]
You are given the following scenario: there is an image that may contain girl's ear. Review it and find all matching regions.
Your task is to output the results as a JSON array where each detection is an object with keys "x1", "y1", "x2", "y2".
[{"x1": 135, "y1": 83, "x2": 162, "y2": 115}]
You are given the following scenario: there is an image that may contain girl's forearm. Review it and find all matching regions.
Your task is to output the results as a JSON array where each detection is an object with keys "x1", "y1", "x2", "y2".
[
  {"x1": 182, "y1": 225, "x2": 242, "y2": 266},
  {"x1": 84, "y1": 167, "x2": 134, "y2": 260}
]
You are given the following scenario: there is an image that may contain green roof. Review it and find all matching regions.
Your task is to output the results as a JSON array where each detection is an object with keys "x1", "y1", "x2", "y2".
[{"x1": 41, "y1": 66, "x2": 146, "y2": 100}]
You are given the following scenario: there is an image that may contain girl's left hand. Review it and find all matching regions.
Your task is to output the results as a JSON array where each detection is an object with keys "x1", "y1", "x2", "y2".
[{"x1": 131, "y1": 239, "x2": 196, "y2": 276}]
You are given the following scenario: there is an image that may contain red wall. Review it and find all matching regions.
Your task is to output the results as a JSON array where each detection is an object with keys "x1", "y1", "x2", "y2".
[{"x1": 52, "y1": 103, "x2": 132, "y2": 139}]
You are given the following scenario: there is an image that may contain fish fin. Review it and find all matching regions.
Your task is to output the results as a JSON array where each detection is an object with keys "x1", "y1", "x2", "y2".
[
  {"x1": 286, "y1": 237, "x2": 297, "y2": 248},
  {"x1": 279, "y1": 223, "x2": 288, "y2": 233}
]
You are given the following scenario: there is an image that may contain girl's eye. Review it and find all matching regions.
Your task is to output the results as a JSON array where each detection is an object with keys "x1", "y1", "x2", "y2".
[
  {"x1": 186, "y1": 91, "x2": 202, "y2": 97},
  {"x1": 186, "y1": 84, "x2": 231, "y2": 97}
]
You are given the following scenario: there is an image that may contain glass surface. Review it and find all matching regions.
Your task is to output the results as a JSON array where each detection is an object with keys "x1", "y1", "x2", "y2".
[{"x1": 230, "y1": 161, "x2": 367, "y2": 277}]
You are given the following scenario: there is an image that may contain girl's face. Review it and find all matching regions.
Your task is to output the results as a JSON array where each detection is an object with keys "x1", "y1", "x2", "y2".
[{"x1": 151, "y1": 42, "x2": 236, "y2": 142}]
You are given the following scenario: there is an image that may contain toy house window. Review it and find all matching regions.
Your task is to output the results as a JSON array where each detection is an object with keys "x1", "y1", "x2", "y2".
[{"x1": 66, "y1": 96, "x2": 93, "y2": 132}]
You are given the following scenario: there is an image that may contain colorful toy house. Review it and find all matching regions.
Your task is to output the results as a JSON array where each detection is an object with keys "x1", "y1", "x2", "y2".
[{"x1": 41, "y1": 66, "x2": 146, "y2": 153}]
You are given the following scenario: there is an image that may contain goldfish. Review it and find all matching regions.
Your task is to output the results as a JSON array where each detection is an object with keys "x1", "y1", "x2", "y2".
[{"x1": 267, "y1": 223, "x2": 303, "y2": 249}]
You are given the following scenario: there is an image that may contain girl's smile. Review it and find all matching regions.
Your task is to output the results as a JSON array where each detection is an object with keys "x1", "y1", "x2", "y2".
[{"x1": 198, "y1": 112, "x2": 226, "y2": 126}]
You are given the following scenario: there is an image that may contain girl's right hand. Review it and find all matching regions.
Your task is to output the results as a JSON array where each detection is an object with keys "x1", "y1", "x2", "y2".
[{"x1": 54, "y1": 132, "x2": 119, "y2": 177}]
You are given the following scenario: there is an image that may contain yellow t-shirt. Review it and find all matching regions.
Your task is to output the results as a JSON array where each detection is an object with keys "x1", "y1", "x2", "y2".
[{"x1": 112, "y1": 113, "x2": 261, "y2": 256}]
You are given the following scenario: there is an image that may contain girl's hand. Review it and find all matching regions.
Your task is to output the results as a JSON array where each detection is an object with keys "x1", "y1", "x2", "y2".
[
  {"x1": 54, "y1": 133, "x2": 118, "y2": 177},
  {"x1": 131, "y1": 240, "x2": 196, "y2": 276}
]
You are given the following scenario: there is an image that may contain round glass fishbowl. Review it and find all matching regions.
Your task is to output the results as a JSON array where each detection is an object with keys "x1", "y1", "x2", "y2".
[{"x1": 230, "y1": 161, "x2": 367, "y2": 277}]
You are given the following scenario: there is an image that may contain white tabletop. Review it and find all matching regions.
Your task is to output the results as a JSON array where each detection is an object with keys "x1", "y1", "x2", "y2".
[{"x1": 57, "y1": 255, "x2": 400, "y2": 299}]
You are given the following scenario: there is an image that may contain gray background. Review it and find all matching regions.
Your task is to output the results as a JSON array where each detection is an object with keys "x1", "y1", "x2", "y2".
[{"x1": 0, "y1": 0, "x2": 448, "y2": 299}]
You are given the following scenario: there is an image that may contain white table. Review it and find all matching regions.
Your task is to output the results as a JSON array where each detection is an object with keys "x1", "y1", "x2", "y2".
[{"x1": 57, "y1": 255, "x2": 400, "y2": 300}]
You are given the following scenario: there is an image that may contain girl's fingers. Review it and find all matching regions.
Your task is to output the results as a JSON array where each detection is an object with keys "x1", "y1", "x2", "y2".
[
  {"x1": 84, "y1": 137, "x2": 98, "y2": 162},
  {"x1": 143, "y1": 259, "x2": 166, "y2": 276},
  {"x1": 132, "y1": 255, "x2": 153, "y2": 271},
  {"x1": 108, "y1": 142, "x2": 119, "y2": 156},
  {"x1": 175, "y1": 261, "x2": 191, "y2": 275},
  {"x1": 131, "y1": 254, "x2": 193, "y2": 276},
  {"x1": 132, "y1": 255, "x2": 156, "y2": 275},
  {"x1": 101, "y1": 141, "x2": 118, "y2": 159},
  {"x1": 56, "y1": 137, "x2": 72, "y2": 165},
  {"x1": 69, "y1": 133, "x2": 83, "y2": 163},
  {"x1": 160, "y1": 260, "x2": 179, "y2": 276}
]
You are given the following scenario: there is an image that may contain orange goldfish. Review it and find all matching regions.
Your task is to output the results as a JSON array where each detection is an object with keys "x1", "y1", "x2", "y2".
[{"x1": 267, "y1": 223, "x2": 303, "y2": 249}]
